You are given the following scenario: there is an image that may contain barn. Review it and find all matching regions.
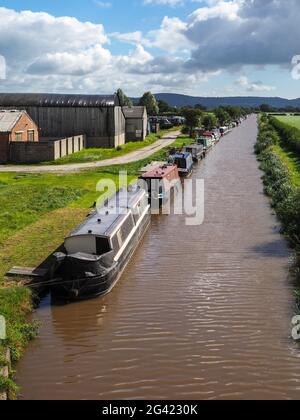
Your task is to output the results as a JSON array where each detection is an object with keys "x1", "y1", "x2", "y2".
[
  {"x1": 0, "y1": 93, "x2": 126, "y2": 149},
  {"x1": 122, "y1": 106, "x2": 148, "y2": 142}
]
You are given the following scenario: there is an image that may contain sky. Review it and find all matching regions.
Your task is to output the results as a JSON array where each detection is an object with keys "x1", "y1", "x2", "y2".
[{"x1": 0, "y1": 0, "x2": 299, "y2": 98}]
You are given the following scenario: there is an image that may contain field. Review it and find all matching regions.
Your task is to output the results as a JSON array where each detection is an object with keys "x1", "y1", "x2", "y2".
[{"x1": 276, "y1": 115, "x2": 300, "y2": 130}]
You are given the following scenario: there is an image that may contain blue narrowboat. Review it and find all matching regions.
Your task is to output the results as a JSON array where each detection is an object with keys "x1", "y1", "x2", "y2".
[{"x1": 168, "y1": 152, "x2": 194, "y2": 177}]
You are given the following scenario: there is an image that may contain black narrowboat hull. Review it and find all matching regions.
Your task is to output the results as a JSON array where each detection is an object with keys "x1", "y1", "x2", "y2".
[
  {"x1": 193, "y1": 152, "x2": 206, "y2": 162},
  {"x1": 51, "y1": 212, "x2": 151, "y2": 302}
]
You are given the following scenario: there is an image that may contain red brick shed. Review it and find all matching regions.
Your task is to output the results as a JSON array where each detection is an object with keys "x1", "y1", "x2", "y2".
[{"x1": 0, "y1": 110, "x2": 39, "y2": 163}]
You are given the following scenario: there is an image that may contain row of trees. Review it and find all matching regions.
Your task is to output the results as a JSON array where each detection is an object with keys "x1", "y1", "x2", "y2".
[
  {"x1": 181, "y1": 106, "x2": 250, "y2": 135},
  {"x1": 117, "y1": 89, "x2": 161, "y2": 115},
  {"x1": 117, "y1": 89, "x2": 250, "y2": 133},
  {"x1": 118, "y1": 89, "x2": 177, "y2": 115}
]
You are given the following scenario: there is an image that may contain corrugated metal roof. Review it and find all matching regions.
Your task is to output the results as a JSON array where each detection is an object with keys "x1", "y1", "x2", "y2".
[
  {"x1": 0, "y1": 110, "x2": 23, "y2": 132},
  {"x1": 123, "y1": 106, "x2": 147, "y2": 118},
  {"x1": 0, "y1": 93, "x2": 119, "y2": 108}
]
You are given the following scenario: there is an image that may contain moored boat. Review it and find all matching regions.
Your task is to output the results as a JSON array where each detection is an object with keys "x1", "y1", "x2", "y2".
[
  {"x1": 139, "y1": 163, "x2": 180, "y2": 206},
  {"x1": 183, "y1": 144, "x2": 206, "y2": 162},
  {"x1": 196, "y1": 136, "x2": 213, "y2": 152},
  {"x1": 50, "y1": 187, "x2": 151, "y2": 301},
  {"x1": 168, "y1": 152, "x2": 194, "y2": 177}
]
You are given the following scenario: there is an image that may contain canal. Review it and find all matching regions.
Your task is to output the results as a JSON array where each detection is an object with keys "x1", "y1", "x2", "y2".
[{"x1": 16, "y1": 115, "x2": 300, "y2": 400}]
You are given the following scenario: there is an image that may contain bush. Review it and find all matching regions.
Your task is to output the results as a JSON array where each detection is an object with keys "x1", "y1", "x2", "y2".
[
  {"x1": 256, "y1": 116, "x2": 300, "y2": 249},
  {"x1": 181, "y1": 125, "x2": 190, "y2": 135}
]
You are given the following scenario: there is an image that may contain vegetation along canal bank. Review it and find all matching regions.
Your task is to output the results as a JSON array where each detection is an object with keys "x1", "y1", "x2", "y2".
[
  {"x1": 0, "y1": 130, "x2": 190, "y2": 398},
  {"x1": 255, "y1": 114, "x2": 300, "y2": 310}
]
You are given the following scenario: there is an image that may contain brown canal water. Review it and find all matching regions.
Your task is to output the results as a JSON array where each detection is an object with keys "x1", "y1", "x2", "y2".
[{"x1": 16, "y1": 115, "x2": 300, "y2": 400}]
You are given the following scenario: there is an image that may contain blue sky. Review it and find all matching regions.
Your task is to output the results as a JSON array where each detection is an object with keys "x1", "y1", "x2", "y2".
[
  {"x1": 0, "y1": 0, "x2": 299, "y2": 98},
  {"x1": 0, "y1": 0, "x2": 196, "y2": 30}
]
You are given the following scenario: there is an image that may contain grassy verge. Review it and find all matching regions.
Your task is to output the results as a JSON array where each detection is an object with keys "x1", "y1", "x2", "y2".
[
  {"x1": 276, "y1": 115, "x2": 300, "y2": 130},
  {"x1": 272, "y1": 144, "x2": 300, "y2": 188},
  {"x1": 0, "y1": 132, "x2": 189, "y2": 397},
  {"x1": 256, "y1": 114, "x2": 300, "y2": 313},
  {"x1": 42, "y1": 127, "x2": 181, "y2": 165},
  {"x1": 270, "y1": 116, "x2": 300, "y2": 155}
]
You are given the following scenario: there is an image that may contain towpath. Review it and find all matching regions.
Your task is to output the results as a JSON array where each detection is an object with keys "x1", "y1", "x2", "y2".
[{"x1": 0, "y1": 131, "x2": 181, "y2": 173}]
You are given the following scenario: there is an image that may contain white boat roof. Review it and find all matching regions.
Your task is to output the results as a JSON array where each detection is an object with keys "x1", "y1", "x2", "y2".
[{"x1": 68, "y1": 187, "x2": 146, "y2": 239}]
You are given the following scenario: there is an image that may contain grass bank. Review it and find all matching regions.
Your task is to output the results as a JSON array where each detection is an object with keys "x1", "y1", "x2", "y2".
[
  {"x1": 0, "y1": 133, "x2": 190, "y2": 397},
  {"x1": 270, "y1": 116, "x2": 300, "y2": 155},
  {"x1": 256, "y1": 114, "x2": 300, "y2": 312},
  {"x1": 42, "y1": 127, "x2": 180, "y2": 165},
  {"x1": 275, "y1": 115, "x2": 300, "y2": 130}
]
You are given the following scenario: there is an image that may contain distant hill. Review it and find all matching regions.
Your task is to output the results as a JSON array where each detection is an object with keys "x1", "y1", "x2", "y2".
[{"x1": 151, "y1": 93, "x2": 300, "y2": 109}]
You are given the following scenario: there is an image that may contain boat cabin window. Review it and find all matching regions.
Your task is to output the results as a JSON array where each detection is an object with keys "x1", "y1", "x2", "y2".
[
  {"x1": 140, "y1": 194, "x2": 148, "y2": 212},
  {"x1": 133, "y1": 205, "x2": 141, "y2": 224},
  {"x1": 111, "y1": 233, "x2": 121, "y2": 253},
  {"x1": 133, "y1": 194, "x2": 149, "y2": 223},
  {"x1": 120, "y1": 214, "x2": 135, "y2": 240},
  {"x1": 96, "y1": 237, "x2": 111, "y2": 255}
]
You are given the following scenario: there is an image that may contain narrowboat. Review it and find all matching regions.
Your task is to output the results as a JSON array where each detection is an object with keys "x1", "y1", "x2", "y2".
[
  {"x1": 168, "y1": 152, "x2": 194, "y2": 177},
  {"x1": 212, "y1": 129, "x2": 221, "y2": 142},
  {"x1": 202, "y1": 131, "x2": 219, "y2": 144},
  {"x1": 220, "y1": 126, "x2": 232, "y2": 136},
  {"x1": 50, "y1": 187, "x2": 151, "y2": 301},
  {"x1": 139, "y1": 164, "x2": 180, "y2": 206},
  {"x1": 196, "y1": 136, "x2": 213, "y2": 151},
  {"x1": 183, "y1": 144, "x2": 206, "y2": 162}
]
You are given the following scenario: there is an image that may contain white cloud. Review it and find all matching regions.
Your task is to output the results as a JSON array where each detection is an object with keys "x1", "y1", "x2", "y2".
[
  {"x1": 186, "y1": 0, "x2": 300, "y2": 71},
  {"x1": 28, "y1": 45, "x2": 112, "y2": 76},
  {"x1": 236, "y1": 76, "x2": 276, "y2": 92},
  {"x1": 190, "y1": 0, "x2": 240, "y2": 22},
  {"x1": 0, "y1": 2, "x2": 294, "y2": 96},
  {"x1": 144, "y1": 0, "x2": 184, "y2": 6},
  {"x1": 147, "y1": 16, "x2": 194, "y2": 52}
]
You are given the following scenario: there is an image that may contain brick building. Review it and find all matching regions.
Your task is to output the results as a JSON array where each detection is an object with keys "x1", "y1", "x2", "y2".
[{"x1": 0, "y1": 110, "x2": 39, "y2": 163}]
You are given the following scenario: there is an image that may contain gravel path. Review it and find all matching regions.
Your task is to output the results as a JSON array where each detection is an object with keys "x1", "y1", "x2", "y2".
[{"x1": 0, "y1": 131, "x2": 181, "y2": 173}]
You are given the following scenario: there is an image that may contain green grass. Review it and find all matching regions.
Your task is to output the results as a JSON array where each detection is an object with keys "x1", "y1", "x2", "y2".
[
  {"x1": 276, "y1": 115, "x2": 300, "y2": 130},
  {"x1": 272, "y1": 144, "x2": 300, "y2": 188},
  {"x1": 0, "y1": 131, "x2": 190, "y2": 397},
  {"x1": 42, "y1": 127, "x2": 180, "y2": 165},
  {"x1": 258, "y1": 115, "x2": 300, "y2": 316}
]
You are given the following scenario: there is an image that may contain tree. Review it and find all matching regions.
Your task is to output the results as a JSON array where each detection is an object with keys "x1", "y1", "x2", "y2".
[
  {"x1": 214, "y1": 107, "x2": 231, "y2": 126},
  {"x1": 139, "y1": 92, "x2": 159, "y2": 115},
  {"x1": 117, "y1": 88, "x2": 133, "y2": 107},
  {"x1": 259, "y1": 104, "x2": 273, "y2": 113},
  {"x1": 224, "y1": 106, "x2": 242, "y2": 120},
  {"x1": 195, "y1": 104, "x2": 207, "y2": 111},
  {"x1": 181, "y1": 108, "x2": 202, "y2": 137},
  {"x1": 202, "y1": 114, "x2": 218, "y2": 130},
  {"x1": 158, "y1": 99, "x2": 173, "y2": 114}
]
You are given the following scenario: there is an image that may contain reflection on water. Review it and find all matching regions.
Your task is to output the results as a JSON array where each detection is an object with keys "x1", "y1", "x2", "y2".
[{"x1": 16, "y1": 116, "x2": 300, "y2": 400}]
